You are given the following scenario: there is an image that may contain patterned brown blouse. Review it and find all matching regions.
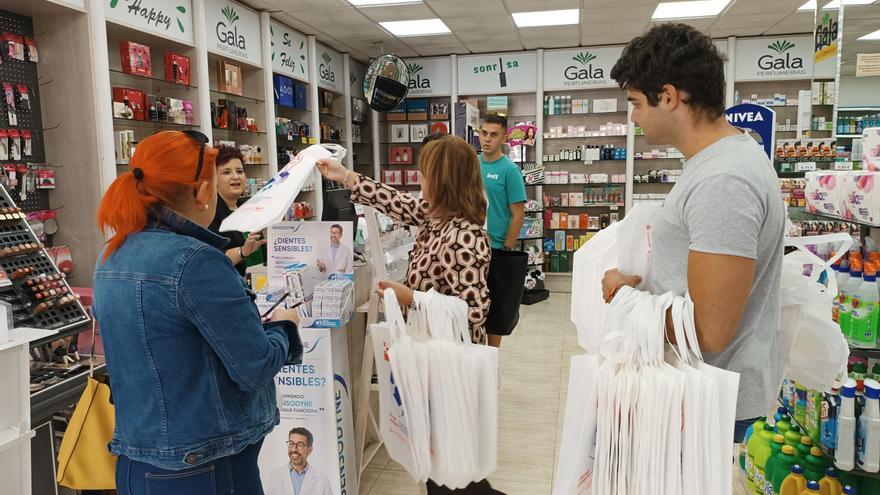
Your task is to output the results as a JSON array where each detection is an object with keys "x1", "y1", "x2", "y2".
[{"x1": 351, "y1": 176, "x2": 491, "y2": 344}]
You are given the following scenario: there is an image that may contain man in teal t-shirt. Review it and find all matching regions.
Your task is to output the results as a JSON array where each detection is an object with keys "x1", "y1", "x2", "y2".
[
  {"x1": 479, "y1": 114, "x2": 527, "y2": 252},
  {"x1": 479, "y1": 114, "x2": 527, "y2": 348}
]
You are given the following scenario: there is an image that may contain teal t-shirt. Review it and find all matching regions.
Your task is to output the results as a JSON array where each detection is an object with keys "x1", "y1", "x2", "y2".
[{"x1": 480, "y1": 154, "x2": 527, "y2": 249}]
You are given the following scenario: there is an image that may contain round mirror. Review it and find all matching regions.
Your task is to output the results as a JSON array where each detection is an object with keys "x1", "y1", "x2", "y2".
[{"x1": 363, "y1": 54, "x2": 409, "y2": 111}]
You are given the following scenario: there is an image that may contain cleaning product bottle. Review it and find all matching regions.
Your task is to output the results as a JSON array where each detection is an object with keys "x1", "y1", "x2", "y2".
[
  {"x1": 765, "y1": 434, "x2": 788, "y2": 494},
  {"x1": 786, "y1": 424, "x2": 805, "y2": 449},
  {"x1": 835, "y1": 379, "x2": 857, "y2": 471},
  {"x1": 871, "y1": 363, "x2": 880, "y2": 380},
  {"x1": 755, "y1": 423, "x2": 778, "y2": 494},
  {"x1": 772, "y1": 445, "x2": 801, "y2": 495},
  {"x1": 804, "y1": 447, "x2": 828, "y2": 483},
  {"x1": 851, "y1": 362, "x2": 868, "y2": 391},
  {"x1": 856, "y1": 378, "x2": 880, "y2": 472},
  {"x1": 807, "y1": 389, "x2": 823, "y2": 444},
  {"x1": 818, "y1": 467, "x2": 843, "y2": 495},
  {"x1": 781, "y1": 465, "x2": 808, "y2": 495},
  {"x1": 842, "y1": 486, "x2": 856, "y2": 495},
  {"x1": 821, "y1": 382, "x2": 841, "y2": 452},
  {"x1": 850, "y1": 262, "x2": 879, "y2": 349},
  {"x1": 797, "y1": 384, "x2": 809, "y2": 425},
  {"x1": 839, "y1": 257, "x2": 864, "y2": 339},
  {"x1": 798, "y1": 436, "x2": 815, "y2": 459},
  {"x1": 801, "y1": 481, "x2": 821, "y2": 494},
  {"x1": 778, "y1": 414, "x2": 793, "y2": 435},
  {"x1": 748, "y1": 416, "x2": 770, "y2": 489}
]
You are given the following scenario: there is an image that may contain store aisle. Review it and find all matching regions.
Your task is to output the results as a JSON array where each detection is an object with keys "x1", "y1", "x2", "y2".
[{"x1": 361, "y1": 293, "x2": 751, "y2": 495}]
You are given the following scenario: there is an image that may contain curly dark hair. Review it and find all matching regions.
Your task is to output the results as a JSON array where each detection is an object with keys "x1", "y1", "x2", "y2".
[
  {"x1": 215, "y1": 145, "x2": 245, "y2": 167},
  {"x1": 611, "y1": 23, "x2": 727, "y2": 120}
]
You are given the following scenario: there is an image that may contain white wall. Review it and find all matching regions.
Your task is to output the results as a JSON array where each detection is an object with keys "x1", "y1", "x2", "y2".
[{"x1": 838, "y1": 75, "x2": 880, "y2": 107}]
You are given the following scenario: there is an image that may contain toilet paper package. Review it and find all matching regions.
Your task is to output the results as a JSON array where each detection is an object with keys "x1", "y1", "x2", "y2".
[
  {"x1": 843, "y1": 171, "x2": 880, "y2": 224},
  {"x1": 863, "y1": 127, "x2": 880, "y2": 172},
  {"x1": 805, "y1": 170, "x2": 846, "y2": 217}
]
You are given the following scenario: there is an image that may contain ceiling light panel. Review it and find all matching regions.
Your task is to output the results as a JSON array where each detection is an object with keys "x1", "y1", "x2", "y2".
[
  {"x1": 651, "y1": 0, "x2": 733, "y2": 20},
  {"x1": 512, "y1": 9, "x2": 580, "y2": 27},
  {"x1": 859, "y1": 28, "x2": 880, "y2": 40},
  {"x1": 379, "y1": 18, "x2": 450, "y2": 36},
  {"x1": 347, "y1": 0, "x2": 422, "y2": 6}
]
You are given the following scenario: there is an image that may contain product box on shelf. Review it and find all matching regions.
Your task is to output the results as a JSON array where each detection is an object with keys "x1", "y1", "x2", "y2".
[
  {"x1": 410, "y1": 124, "x2": 428, "y2": 142},
  {"x1": 406, "y1": 99, "x2": 428, "y2": 120},
  {"x1": 217, "y1": 60, "x2": 242, "y2": 95},
  {"x1": 864, "y1": 128, "x2": 880, "y2": 171},
  {"x1": 430, "y1": 121, "x2": 449, "y2": 135},
  {"x1": 390, "y1": 124, "x2": 409, "y2": 143},
  {"x1": 294, "y1": 83, "x2": 308, "y2": 110},
  {"x1": 120, "y1": 41, "x2": 151, "y2": 77},
  {"x1": 430, "y1": 102, "x2": 449, "y2": 120},
  {"x1": 404, "y1": 170, "x2": 421, "y2": 186},
  {"x1": 274, "y1": 75, "x2": 294, "y2": 108},
  {"x1": 112, "y1": 87, "x2": 146, "y2": 120},
  {"x1": 843, "y1": 171, "x2": 880, "y2": 224},
  {"x1": 389, "y1": 146, "x2": 413, "y2": 165},
  {"x1": 115, "y1": 130, "x2": 135, "y2": 164},
  {"x1": 381, "y1": 170, "x2": 403, "y2": 186},
  {"x1": 386, "y1": 102, "x2": 407, "y2": 121},
  {"x1": 164, "y1": 53, "x2": 191, "y2": 85},
  {"x1": 805, "y1": 171, "x2": 845, "y2": 217}
]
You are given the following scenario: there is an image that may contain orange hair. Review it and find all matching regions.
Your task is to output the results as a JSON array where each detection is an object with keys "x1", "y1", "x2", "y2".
[{"x1": 97, "y1": 131, "x2": 218, "y2": 261}]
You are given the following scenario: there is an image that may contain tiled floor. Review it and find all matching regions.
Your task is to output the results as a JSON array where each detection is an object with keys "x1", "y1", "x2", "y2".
[{"x1": 362, "y1": 293, "x2": 752, "y2": 495}]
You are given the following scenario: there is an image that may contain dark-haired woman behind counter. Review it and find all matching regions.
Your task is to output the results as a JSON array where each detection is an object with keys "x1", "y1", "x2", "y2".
[{"x1": 208, "y1": 145, "x2": 267, "y2": 277}]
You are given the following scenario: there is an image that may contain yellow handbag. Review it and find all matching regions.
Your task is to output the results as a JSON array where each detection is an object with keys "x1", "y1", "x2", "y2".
[{"x1": 56, "y1": 319, "x2": 117, "y2": 489}]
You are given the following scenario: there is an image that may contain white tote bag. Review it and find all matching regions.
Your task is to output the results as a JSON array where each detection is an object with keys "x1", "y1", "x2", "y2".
[{"x1": 615, "y1": 203, "x2": 662, "y2": 289}]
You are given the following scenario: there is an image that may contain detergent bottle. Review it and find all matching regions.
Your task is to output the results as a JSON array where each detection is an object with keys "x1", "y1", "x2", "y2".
[
  {"x1": 771, "y1": 445, "x2": 801, "y2": 495},
  {"x1": 856, "y1": 378, "x2": 880, "y2": 473},
  {"x1": 849, "y1": 262, "x2": 879, "y2": 349},
  {"x1": 764, "y1": 435, "x2": 788, "y2": 494},
  {"x1": 786, "y1": 424, "x2": 805, "y2": 449},
  {"x1": 804, "y1": 447, "x2": 828, "y2": 483},
  {"x1": 778, "y1": 413, "x2": 793, "y2": 435},
  {"x1": 839, "y1": 256, "x2": 864, "y2": 339},
  {"x1": 818, "y1": 467, "x2": 843, "y2": 495},
  {"x1": 780, "y1": 464, "x2": 808, "y2": 495},
  {"x1": 835, "y1": 379, "x2": 857, "y2": 471},
  {"x1": 755, "y1": 423, "x2": 778, "y2": 494},
  {"x1": 797, "y1": 436, "x2": 814, "y2": 459},
  {"x1": 747, "y1": 416, "x2": 769, "y2": 489},
  {"x1": 801, "y1": 481, "x2": 820, "y2": 494}
]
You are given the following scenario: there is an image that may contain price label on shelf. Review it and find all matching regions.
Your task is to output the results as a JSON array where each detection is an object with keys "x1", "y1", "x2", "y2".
[
  {"x1": 309, "y1": 138, "x2": 317, "y2": 144},
  {"x1": 610, "y1": 206, "x2": 619, "y2": 211}
]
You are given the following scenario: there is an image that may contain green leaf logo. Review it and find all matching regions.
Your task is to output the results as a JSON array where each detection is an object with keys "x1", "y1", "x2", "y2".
[
  {"x1": 768, "y1": 40, "x2": 795, "y2": 54},
  {"x1": 572, "y1": 52, "x2": 597, "y2": 66},
  {"x1": 406, "y1": 62, "x2": 424, "y2": 75},
  {"x1": 222, "y1": 5, "x2": 239, "y2": 25},
  {"x1": 109, "y1": 0, "x2": 119, "y2": 8},
  {"x1": 176, "y1": 5, "x2": 186, "y2": 14},
  {"x1": 322, "y1": 52, "x2": 332, "y2": 65}
]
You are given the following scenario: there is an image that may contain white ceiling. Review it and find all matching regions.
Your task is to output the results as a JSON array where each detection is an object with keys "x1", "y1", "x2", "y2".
[
  {"x1": 238, "y1": 0, "x2": 875, "y2": 62},
  {"x1": 839, "y1": 3, "x2": 880, "y2": 76}
]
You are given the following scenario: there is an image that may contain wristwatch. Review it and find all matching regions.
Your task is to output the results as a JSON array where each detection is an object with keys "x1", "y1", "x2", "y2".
[{"x1": 239, "y1": 247, "x2": 246, "y2": 259}]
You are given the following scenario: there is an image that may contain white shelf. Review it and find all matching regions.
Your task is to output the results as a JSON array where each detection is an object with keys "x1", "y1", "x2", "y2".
[
  {"x1": 0, "y1": 427, "x2": 33, "y2": 454},
  {"x1": 0, "y1": 328, "x2": 57, "y2": 353}
]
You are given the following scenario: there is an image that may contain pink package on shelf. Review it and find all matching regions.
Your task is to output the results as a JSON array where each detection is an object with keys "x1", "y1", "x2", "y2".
[
  {"x1": 844, "y1": 171, "x2": 880, "y2": 224},
  {"x1": 805, "y1": 170, "x2": 845, "y2": 217}
]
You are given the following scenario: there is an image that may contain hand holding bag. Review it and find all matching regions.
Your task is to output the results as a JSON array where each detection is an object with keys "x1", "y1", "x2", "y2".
[{"x1": 56, "y1": 319, "x2": 117, "y2": 489}]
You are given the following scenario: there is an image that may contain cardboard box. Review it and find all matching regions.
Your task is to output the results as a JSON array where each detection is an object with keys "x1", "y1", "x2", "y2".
[
  {"x1": 406, "y1": 99, "x2": 428, "y2": 120},
  {"x1": 112, "y1": 87, "x2": 146, "y2": 120},
  {"x1": 294, "y1": 83, "x2": 308, "y2": 110},
  {"x1": 430, "y1": 102, "x2": 449, "y2": 120},
  {"x1": 217, "y1": 60, "x2": 242, "y2": 95},
  {"x1": 165, "y1": 53, "x2": 191, "y2": 85},
  {"x1": 274, "y1": 75, "x2": 294, "y2": 107},
  {"x1": 120, "y1": 41, "x2": 151, "y2": 77},
  {"x1": 386, "y1": 101, "x2": 407, "y2": 121}
]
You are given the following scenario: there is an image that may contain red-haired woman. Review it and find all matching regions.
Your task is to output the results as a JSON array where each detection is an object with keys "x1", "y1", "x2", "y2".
[
  {"x1": 208, "y1": 145, "x2": 266, "y2": 276},
  {"x1": 93, "y1": 131, "x2": 301, "y2": 494}
]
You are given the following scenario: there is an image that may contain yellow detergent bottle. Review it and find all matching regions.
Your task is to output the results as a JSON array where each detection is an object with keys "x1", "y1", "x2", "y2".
[
  {"x1": 780, "y1": 464, "x2": 808, "y2": 495},
  {"x1": 818, "y1": 467, "x2": 843, "y2": 495}
]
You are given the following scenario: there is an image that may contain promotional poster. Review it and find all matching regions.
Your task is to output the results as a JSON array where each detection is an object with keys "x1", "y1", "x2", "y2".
[
  {"x1": 259, "y1": 328, "x2": 358, "y2": 495},
  {"x1": 268, "y1": 221, "x2": 355, "y2": 328}
]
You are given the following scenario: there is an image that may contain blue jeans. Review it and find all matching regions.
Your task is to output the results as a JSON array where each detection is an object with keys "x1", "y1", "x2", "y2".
[
  {"x1": 734, "y1": 418, "x2": 759, "y2": 444},
  {"x1": 115, "y1": 440, "x2": 264, "y2": 495}
]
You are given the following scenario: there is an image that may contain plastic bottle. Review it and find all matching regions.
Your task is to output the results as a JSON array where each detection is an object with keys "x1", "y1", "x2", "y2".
[
  {"x1": 801, "y1": 481, "x2": 820, "y2": 494},
  {"x1": 841, "y1": 486, "x2": 855, "y2": 495},
  {"x1": 778, "y1": 414, "x2": 793, "y2": 435},
  {"x1": 780, "y1": 464, "x2": 808, "y2": 495},
  {"x1": 807, "y1": 389, "x2": 823, "y2": 444},
  {"x1": 755, "y1": 423, "x2": 778, "y2": 494},
  {"x1": 851, "y1": 362, "x2": 868, "y2": 390},
  {"x1": 871, "y1": 363, "x2": 880, "y2": 381},
  {"x1": 772, "y1": 445, "x2": 801, "y2": 495},
  {"x1": 834, "y1": 260, "x2": 851, "y2": 322},
  {"x1": 796, "y1": 385, "x2": 809, "y2": 425},
  {"x1": 804, "y1": 447, "x2": 828, "y2": 483},
  {"x1": 821, "y1": 383, "x2": 841, "y2": 451},
  {"x1": 856, "y1": 378, "x2": 880, "y2": 472},
  {"x1": 765, "y1": 434, "x2": 788, "y2": 494},
  {"x1": 839, "y1": 259, "x2": 864, "y2": 339},
  {"x1": 776, "y1": 406, "x2": 790, "y2": 424},
  {"x1": 786, "y1": 424, "x2": 805, "y2": 449},
  {"x1": 748, "y1": 417, "x2": 770, "y2": 488},
  {"x1": 835, "y1": 379, "x2": 857, "y2": 471},
  {"x1": 818, "y1": 467, "x2": 843, "y2": 495},
  {"x1": 850, "y1": 262, "x2": 879, "y2": 348},
  {"x1": 798, "y1": 436, "x2": 815, "y2": 459}
]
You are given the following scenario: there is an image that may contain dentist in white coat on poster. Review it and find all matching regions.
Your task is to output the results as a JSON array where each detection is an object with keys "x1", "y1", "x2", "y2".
[
  {"x1": 315, "y1": 224, "x2": 353, "y2": 280},
  {"x1": 265, "y1": 428, "x2": 333, "y2": 495}
]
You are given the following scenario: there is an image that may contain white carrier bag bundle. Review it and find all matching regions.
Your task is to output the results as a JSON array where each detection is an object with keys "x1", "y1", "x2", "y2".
[{"x1": 219, "y1": 144, "x2": 346, "y2": 233}]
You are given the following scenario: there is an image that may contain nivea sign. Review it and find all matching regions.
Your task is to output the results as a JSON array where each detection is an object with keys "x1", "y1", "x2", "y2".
[{"x1": 725, "y1": 103, "x2": 776, "y2": 160}]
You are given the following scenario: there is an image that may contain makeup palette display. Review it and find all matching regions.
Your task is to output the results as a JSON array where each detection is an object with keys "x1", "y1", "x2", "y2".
[{"x1": 0, "y1": 183, "x2": 89, "y2": 331}]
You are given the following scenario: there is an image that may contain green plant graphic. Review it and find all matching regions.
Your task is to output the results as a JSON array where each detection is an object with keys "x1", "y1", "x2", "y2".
[
  {"x1": 572, "y1": 52, "x2": 597, "y2": 66},
  {"x1": 110, "y1": 0, "x2": 119, "y2": 7},
  {"x1": 271, "y1": 25, "x2": 275, "y2": 60},
  {"x1": 406, "y1": 62, "x2": 424, "y2": 75},
  {"x1": 109, "y1": 1, "x2": 188, "y2": 34},
  {"x1": 322, "y1": 52, "x2": 332, "y2": 65},
  {"x1": 768, "y1": 40, "x2": 795, "y2": 54},
  {"x1": 300, "y1": 41, "x2": 306, "y2": 74},
  {"x1": 222, "y1": 5, "x2": 239, "y2": 25}
]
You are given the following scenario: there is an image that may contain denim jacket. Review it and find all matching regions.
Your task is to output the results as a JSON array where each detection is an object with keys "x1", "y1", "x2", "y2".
[{"x1": 93, "y1": 207, "x2": 302, "y2": 470}]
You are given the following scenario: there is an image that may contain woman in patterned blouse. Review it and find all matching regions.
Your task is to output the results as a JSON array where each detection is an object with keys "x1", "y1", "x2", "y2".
[{"x1": 317, "y1": 135, "x2": 492, "y2": 345}]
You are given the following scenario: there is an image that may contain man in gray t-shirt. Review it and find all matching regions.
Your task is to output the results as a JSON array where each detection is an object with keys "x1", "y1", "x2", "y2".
[{"x1": 603, "y1": 24, "x2": 785, "y2": 433}]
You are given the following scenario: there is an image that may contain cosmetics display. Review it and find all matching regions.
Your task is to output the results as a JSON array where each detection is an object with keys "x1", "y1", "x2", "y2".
[
  {"x1": 217, "y1": 60, "x2": 243, "y2": 95},
  {"x1": 633, "y1": 148, "x2": 684, "y2": 160},
  {"x1": 276, "y1": 117, "x2": 311, "y2": 142},
  {"x1": 780, "y1": 178, "x2": 807, "y2": 208},
  {"x1": 633, "y1": 194, "x2": 669, "y2": 207},
  {"x1": 838, "y1": 114, "x2": 880, "y2": 136},
  {"x1": 543, "y1": 185, "x2": 623, "y2": 207},
  {"x1": 634, "y1": 169, "x2": 682, "y2": 184},
  {"x1": 544, "y1": 123, "x2": 627, "y2": 139},
  {"x1": 733, "y1": 90, "x2": 798, "y2": 107},
  {"x1": 212, "y1": 99, "x2": 259, "y2": 132},
  {"x1": 119, "y1": 41, "x2": 151, "y2": 78}
]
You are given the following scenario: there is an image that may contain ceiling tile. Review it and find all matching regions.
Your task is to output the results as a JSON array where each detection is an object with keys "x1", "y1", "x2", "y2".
[
  {"x1": 582, "y1": 6, "x2": 655, "y2": 24},
  {"x1": 462, "y1": 40, "x2": 525, "y2": 53},
  {"x1": 425, "y1": 0, "x2": 507, "y2": 17},
  {"x1": 319, "y1": 24, "x2": 393, "y2": 41},
  {"x1": 292, "y1": 8, "x2": 370, "y2": 27},
  {"x1": 581, "y1": 33, "x2": 641, "y2": 45},
  {"x1": 268, "y1": 0, "x2": 352, "y2": 9},
  {"x1": 647, "y1": 18, "x2": 715, "y2": 31},
  {"x1": 582, "y1": 0, "x2": 659, "y2": 7},
  {"x1": 710, "y1": 13, "x2": 789, "y2": 31},
  {"x1": 456, "y1": 31, "x2": 520, "y2": 44},
  {"x1": 709, "y1": 26, "x2": 765, "y2": 38},
  {"x1": 415, "y1": 44, "x2": 471, "y2": 56},
  {"x1": 357, "y1": 4, "x2": 436, "y2": 22},
  {"x1": 444, "y1": 16, "x2": 516, "y2": 31},
  {"x1": 523, "y1": 38, "x2": 579, "y2": 49},
  {"x1": 400, "y1": 34, "x2": 461, "y2": 47},
  {"x1": 581, "y1": 20, "x2": 647, "y2": 36},
  {"x1": 240, "y1": 0, "x2": 275, "y2": 11},
  {"x1": 517, "y1": 25, "x2": 579, "y2": 41},
  {"x1": 504, "y1": 0, "x2": 581, "y2": 11},
  {"x1": 724, "y1": 0, "x2": 805, "y2": 15}
]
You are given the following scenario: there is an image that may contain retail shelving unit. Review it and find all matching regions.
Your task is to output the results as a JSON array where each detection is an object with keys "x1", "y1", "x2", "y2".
[
  {"x1": 542, "y1": 88, "x2": 628, "y2": 276},
  {"x1": 350, "y1": 59, "x2": 372, "y2": 179},
  {"x1": 208, "y1": 51, "x2": 270, "y2": 178},
  {"x1": 106, "y1": 20, "x2": 203, "y2": 176},
  {"x1": 835, "y1": 106, "x2": 880, "y2": 169}
]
